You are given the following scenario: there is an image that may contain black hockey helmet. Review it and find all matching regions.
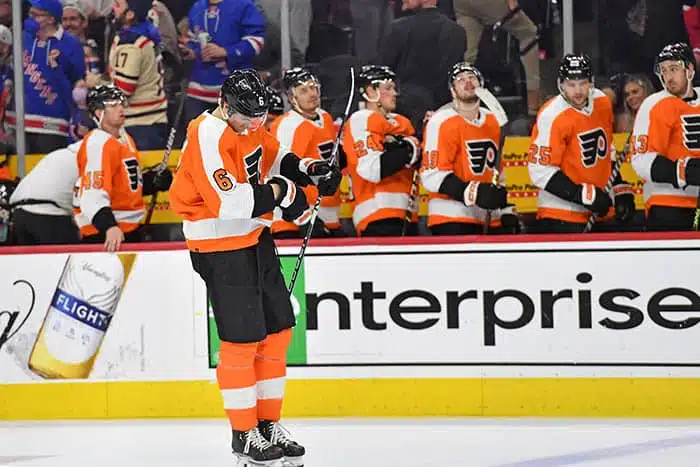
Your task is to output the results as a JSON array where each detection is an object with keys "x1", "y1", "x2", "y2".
[
  {"x1": 220, "y1": 69, "x2": 269, "y2": 118},
  {"x1": 558, "y1": 53, "x2": 593, "y2": 83},
  {"x1": 282, "y1": 67, "x2": 320, "y2": 92},
  {"x1": 267, "y1": 86, "x2": 284, "y2": 115},
  {"x1": 358, "y1": 65, "x2": 396, "y2": 90},
  {"x1": 449, "y1": 61, "x2": 484, "y2": 87},
  {"x1": 86, "y1": 84, "x2": 127, "y2": 117},
  {"x1": 654, "y1": 42, "x2": 695, "y2": 74}
]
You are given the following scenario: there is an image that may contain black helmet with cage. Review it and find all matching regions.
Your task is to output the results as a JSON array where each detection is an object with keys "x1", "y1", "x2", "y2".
[
  {"x1": 220, "y1": 69, "x2": 269, "y2": 118},
  {"x1": 449, "y1": 61, "x2": 484, "y2": 88},
  {"x1": 86, "y1": 84, "x2": 127, "y2": 118}
]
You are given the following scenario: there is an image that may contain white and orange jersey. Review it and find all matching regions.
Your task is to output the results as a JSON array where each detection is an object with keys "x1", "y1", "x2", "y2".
[
  {"x1": 169, "y1": 111, "x2": 289, "y2": 253},
  {"x1": 270, "y1": 109, "x2": 340, "y2": 233},
  {"x1": 631, "y1": 88, "x2": 700, "y2": 210},
  {"x1": 73, "y1": 129, "x2": 145, "y2": 237},
  {"x1": 528, "y1": 89, "x2": 614, "y2": 223},
  {"x1": 342, "y1": 109, "x2": 416, "y2": 233},
  {"x1": 421, "y1": 106, "x2": 501, "y2": 227}
]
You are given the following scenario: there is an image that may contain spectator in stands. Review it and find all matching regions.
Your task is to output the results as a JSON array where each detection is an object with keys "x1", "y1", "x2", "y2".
[
  {"x1": 683, "y1": 2, "x2": 700, "y2": 65},
  {"x1": 350, "y1": 0, "x2": 392, "y2": 63},
  {"x1": 453, "y1": 0, "x2": 541, "y2": 115},
  {"x1": 108, "y1": 0, "x2": 168, "y2": 150},
  {"x1": 379, "y1": 0, "x2": 466, "y2": 133},
  {"x1": 615, "y1": 73, "x2": 654, "y2": 133},
  {"x1": 0, "y1": 25, "x2": 11, "y2": 150},
  {"x1": 7, "y1": 0, "x2": 86, "y2": 155},
  {"x1": 178, "y1": 0, "x2": 265, "y2": 124},
  {"x1": 256, "y1": 0, "x2": 311, "y2": 60},
  {"x1": 62, "y1": 1, "x2": 102, "y2": 87},
  {"x1": 0, "y1": 0, "x2": 10, "y2": 27}
]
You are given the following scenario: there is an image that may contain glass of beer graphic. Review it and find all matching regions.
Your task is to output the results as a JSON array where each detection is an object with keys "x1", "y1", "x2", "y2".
[{"x1": 28, "y1": 253, "x2": 136, "y2": 379}]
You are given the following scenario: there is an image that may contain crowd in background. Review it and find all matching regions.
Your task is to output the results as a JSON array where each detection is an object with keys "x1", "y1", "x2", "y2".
[{"x1": 0, "y1": 0, "x2": 698, "y2": 244}]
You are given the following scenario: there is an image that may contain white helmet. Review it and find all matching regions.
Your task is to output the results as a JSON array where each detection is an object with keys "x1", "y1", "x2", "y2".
[{"x1": 0, "y1": 25, "x2": 11, "y2": 47}]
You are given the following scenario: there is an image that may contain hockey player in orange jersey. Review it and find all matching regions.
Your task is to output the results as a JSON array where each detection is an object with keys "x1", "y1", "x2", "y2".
[
  {"x1": 342, "y1": 65, "x2": 421, "y2": 236},
  {"x1": 269, "y1": 67, "x2": 343, "y2": 238},
  {"x1": 169, "y1": 69, "x2": 340, "y2": 466},
  {"x1": 74, "y1": 85, "x2": 172, "y2": 252},
  {"x1": 631, "y1": 42, "x2": 700, "y2": 231},
  {"x1": 421, "y1": 62, "x2": 514, "y2": 235},
  {"x1": 528, "y1": 54, "x2": 636, "y2": 233}
]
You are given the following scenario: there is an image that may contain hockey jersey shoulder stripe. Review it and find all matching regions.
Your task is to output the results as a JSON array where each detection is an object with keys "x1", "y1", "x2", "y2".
[
  {"x1": 533, "y1": 95, "x2": 570, "y2": 145},
  {"x1": 424, "y1": 107, "x2": 459, "y2": 152},
  {"x1": 633, "y1": 90, "x2": 673, "y2": 135},
  {"x1": 275, "y1": 111, "x2": 306, "y2": 148}
]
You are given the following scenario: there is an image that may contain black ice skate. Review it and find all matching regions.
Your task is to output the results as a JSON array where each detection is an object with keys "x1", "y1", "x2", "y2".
[
  {"x1": 231, "y1": 426, "x2": 284, "y2": 466},
  {"x1": 258, "y1": 420, "x2": 305, "y2": 467}
]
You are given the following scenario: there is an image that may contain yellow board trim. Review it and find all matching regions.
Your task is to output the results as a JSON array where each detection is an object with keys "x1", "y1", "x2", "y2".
[{"x1": 2, "y1": 378, "x2": 700, "y2": 420}]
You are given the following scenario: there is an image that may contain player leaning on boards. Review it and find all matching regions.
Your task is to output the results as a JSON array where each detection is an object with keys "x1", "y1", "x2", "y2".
[
  {"x1": 527, "y1": 54, "x2": 636, "y2": 234},
  {"x1": 169, "y1": 69, "x2": 341, "y2": 466},
  {"x1": 269, "y1": 67, "x2": 343, "y2": 239},
  {"x1": 73, "y1": 85, "x2": 173, "y2": 252},
  {"x1": 631, "y1": 42, "x2": 700, "y2": 231},
  {"x1": 421, "y1": 62, "x2": 516, "y2": 235},
  {"x1": 342, "y1": 65, "x2": 422, "y2": 236}
]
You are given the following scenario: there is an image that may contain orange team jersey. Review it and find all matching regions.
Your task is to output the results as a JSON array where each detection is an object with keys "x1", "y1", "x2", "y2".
[
  {"x1": 269, "y1": 109, "x2": 340, "y2": 233},
  {"x1": 73, "y1": 129, "x2": 144, "y2": 237},
  {"x1": 421, "y1": 106, "x2": 502, "y2": 227},
  {"x1": 342, "y1": 109, "x2": 416, "y2": 233},
  {"x1": 169, "y1": 111, "x2": 289, "y2": 253},
  {"x1": 528, "y1": 88, "x2": 614, "y2": 223},
  {"x1": 631, "y1": 88, "x2": 700, "y2": 210}
]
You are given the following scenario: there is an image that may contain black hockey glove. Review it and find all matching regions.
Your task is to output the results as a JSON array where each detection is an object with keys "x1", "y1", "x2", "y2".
[
  {"x1": 576, "y1": 183, "x2": 612, "y2": 217},
  {"x1": 499, "y1": 205, "x2": 521, "y2": 234},
  {"x1": 674, "y1": 157, "x2": 700, "y2": 188},
  {"x1": 299, "y1": 158, "x2": 342, "y2": 196},
  {"x1": 463, "y1": 181, "x2": 508, "y2": 210},
  {"x1": 141, "y1": 167, "x2": 173, "y2": 195},
  {"x1": 384, "y1": 135, "x2": 421, "y2": 169},
  {"x1": 267, "y1": 176, "x2": 309, "y2": 222},
  {"x1": 613, "y1": 183, "x2": 636, "y2": 223}
]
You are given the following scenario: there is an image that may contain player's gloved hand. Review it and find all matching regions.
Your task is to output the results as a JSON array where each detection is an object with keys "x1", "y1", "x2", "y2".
[
  {"x1": 613, "y1": 183, "x2": 636, "y2": 223},
  {"x1": 674, "y1": 157, "x2": 700, "y2": 188},
  {"x1": 299, "y1": 158, "x2": 342, "y2": 196},
  {"x1": 385, "y1": 135, "x2": 421, "y2": 168},
  {"x1": 152, "y1": 168, "x2": 173, "y2": 191},
  {"x1": 268, "y1": 176, "x2": 309, "y2": 222},
  {"x1": 576, "y1": 183, "x2": 612, "y2": 217},
  {"x1": 499, "y1": 204, "x2": 521, "y2": 234},
  {"x1": 463, "y1": 181, "x2": 508, "y2": 210}
]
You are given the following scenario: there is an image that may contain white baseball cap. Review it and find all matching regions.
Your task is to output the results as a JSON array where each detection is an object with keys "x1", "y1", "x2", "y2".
[{"x1": 0, "y1": 25, "x2": 11, "y2": 46}]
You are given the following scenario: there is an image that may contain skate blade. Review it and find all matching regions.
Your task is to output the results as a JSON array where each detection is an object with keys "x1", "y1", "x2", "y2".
[
  {"x1": 233, "y1": 453, "x2": 283, "y2": 467},
  {"x1": 282, "y1": 456, "x2": 304, "y2": 467}
]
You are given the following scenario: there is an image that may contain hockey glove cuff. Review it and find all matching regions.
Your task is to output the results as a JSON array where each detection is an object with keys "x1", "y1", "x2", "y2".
[
  {"x1": 577, "y1": 183, "x2": 612, "y2": 217},
  {"x1": 268, "y1": 176, "x2": 310, "y2": 222},
  {"x1": 299, "y1": 158, "x2": 342, "y2": 196},
  {"x1": 464, "y1": 182, "x2": 508, "y2": 210}
]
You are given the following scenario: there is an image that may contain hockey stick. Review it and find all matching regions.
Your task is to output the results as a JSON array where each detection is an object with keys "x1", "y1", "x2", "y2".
[
  {"x1": 401, "y1": 169, "x2": 420, "y2": 236},
  {"x1": 583, "y1": 132, "x2": 633, "y2": 233},
  {"x1": 475, "y1": 87, "x2": 509, "y2": 233},
  {"x1": 142, "y1": 88, "x2": 187, "y2": 235},
  {"x1": 287, "y1": 67, "x2": 355, "y2": 296}
]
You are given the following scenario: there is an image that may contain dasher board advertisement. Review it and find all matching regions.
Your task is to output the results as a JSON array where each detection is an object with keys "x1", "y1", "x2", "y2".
[{"x1": 0, "y1": 250, "x2": 206, "y2": 384}]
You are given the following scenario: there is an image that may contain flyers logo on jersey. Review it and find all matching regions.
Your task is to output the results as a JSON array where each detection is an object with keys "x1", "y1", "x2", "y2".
[
  {"x1": 318, "y1": 141, "x2": 334, "y2": 161},
  {"x1": 681, "y1": 115, "x2": 700, "y2": 150},
  {"x1": 578, "y1": 128, "x2": 607, "y2": 167},
  {"x1": 123, "y1": 158, "x2": 141, "y2": 191},
  {"x1": 466, "y1": 140, "x2": 498, "y2": 174},
  {"x1": 244, "y1": 147, "x2": 263, "y2": 184}
]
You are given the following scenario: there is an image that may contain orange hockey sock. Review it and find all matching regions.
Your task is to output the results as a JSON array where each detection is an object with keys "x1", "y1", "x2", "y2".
[
  {"x1": 217, "y1": 341, "x2": 258, "y2": 431},
  {"x1": 255, "y1": 328, "x2": 293, "y2": 421}
]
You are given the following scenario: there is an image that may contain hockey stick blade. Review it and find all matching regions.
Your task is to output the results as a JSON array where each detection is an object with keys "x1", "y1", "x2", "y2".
[
  {"x1": 475, "y1": 87, "x2": 509, "y2": 127},
  {"x1": 287, "y1": 67, "x2": 356, "y2": 296}
]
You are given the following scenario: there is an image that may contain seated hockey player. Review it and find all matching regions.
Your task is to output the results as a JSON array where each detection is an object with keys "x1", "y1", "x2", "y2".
[
  {"x1": 269, "y1": 67, "x2": 343, "y2": 238},
  {"x1": 169, "y1": 69, "x2": 341, "y2": 466},
  {"x1": 342, "y1": 64, "x2": 422, "y2": 236},
  {"x1": 528, "y1": 53, "x2": 635, "y2": 233},
  {"x1": 74, "y1": 85, "x2": 172, "y2": 251},
  {"x1": 421, "y1": 62, "x2": 515, "y2": 235},
  {"x1": 631, "y1": 42, "x2": 700, "y2": 231}
]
